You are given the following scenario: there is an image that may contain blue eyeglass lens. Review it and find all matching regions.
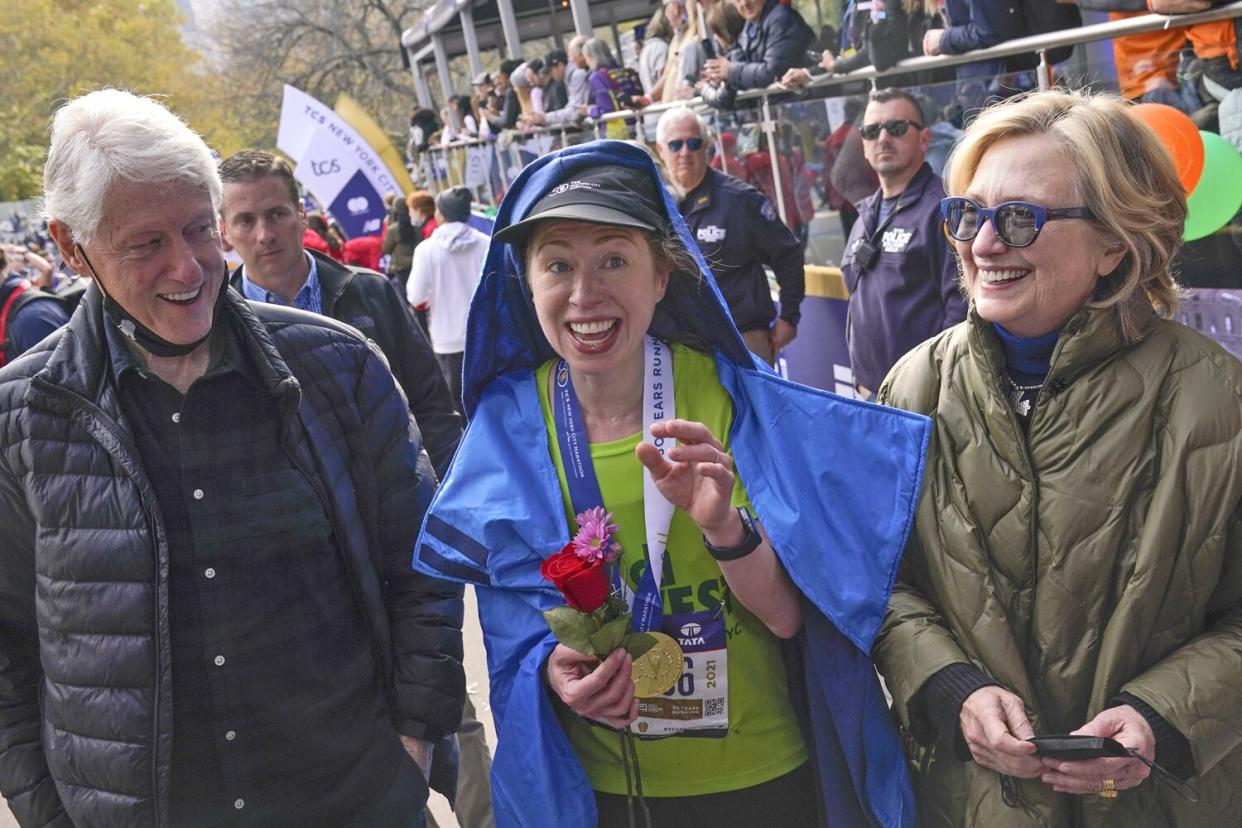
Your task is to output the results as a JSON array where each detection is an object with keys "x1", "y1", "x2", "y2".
[
  {"x1": 997, "y1": 205, "x2": 1038, "y2": 244},
  {"x1": 668, "y1": 138, "x2": 704, "y2": 152},
  {"x1": 949, "y1": 200, "x2": 1040, "y2": 246},
  {"x1": 950, "y1": 201, "x2": 979, "y2": 238}
]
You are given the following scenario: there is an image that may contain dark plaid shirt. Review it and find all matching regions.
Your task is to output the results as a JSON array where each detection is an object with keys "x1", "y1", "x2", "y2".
[{"x1": 111, "y1": 319, "x2": 407, "y2": 827}]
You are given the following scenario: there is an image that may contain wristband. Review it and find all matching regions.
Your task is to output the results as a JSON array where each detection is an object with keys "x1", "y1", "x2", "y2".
[{"x1": 702, "y1": 507, "x2": 762, "y2": 561}]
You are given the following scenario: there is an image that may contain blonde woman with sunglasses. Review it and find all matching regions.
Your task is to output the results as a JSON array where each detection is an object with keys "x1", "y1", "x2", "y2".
[{"x1": 874, "y1": 89, "x2": 1242, "y2": 827}]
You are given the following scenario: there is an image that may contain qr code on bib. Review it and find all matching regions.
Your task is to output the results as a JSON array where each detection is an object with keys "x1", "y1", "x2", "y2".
[{"x1": 704, "y1": 697, "x2": 725, "y2": 717}]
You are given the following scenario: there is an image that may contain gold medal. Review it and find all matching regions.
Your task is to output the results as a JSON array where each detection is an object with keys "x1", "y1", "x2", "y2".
[{"x1": 630, "y1": 631, "x2": 684, "y2": 698}]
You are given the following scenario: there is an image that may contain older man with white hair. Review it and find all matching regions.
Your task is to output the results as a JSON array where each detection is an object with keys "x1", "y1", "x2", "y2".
[
  {"x1": 655, "y1": 106, "x2": 805, "y2": 363},
  {"x1": 0, "y1": 89, "x2": 464, "y2": 827}
]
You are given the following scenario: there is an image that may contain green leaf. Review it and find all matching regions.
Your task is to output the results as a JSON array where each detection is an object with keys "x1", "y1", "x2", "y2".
[
  {"x1": 542, "y1": 605, "x2": 599, "y2": 655},
  {"x1": 623, "y1": 632, "x2": 658, "y2": 660},
  {"x1": 605, "y1": 592, "x2": 629, "y2": 617},
  {"x1": 589, "y1": 614, "x2": 634, "y2": 656}
]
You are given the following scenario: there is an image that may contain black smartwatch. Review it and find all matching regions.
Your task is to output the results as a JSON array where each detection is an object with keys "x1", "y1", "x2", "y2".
[{"x1": 702, "y1": 507, "x2": 762, "y2": 562}]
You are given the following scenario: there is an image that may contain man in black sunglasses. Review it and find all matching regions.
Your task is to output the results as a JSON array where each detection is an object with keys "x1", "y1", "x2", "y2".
[
  {"x1": 841, "y1": 88, "x2": 965, "y2": 399},
  {"x1": 656, "y1": 107, "x2": 805, "y2": 365}
]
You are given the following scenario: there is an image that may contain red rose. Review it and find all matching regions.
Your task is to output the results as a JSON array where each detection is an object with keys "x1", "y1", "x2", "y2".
[{"x1": 540, "y1": 544, "x2": 610, "y2": 612}]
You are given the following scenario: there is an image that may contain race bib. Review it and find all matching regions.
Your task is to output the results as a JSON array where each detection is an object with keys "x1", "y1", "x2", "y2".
[{"x1": 633, "y1": 609, "x2": 728, "y2": 739}]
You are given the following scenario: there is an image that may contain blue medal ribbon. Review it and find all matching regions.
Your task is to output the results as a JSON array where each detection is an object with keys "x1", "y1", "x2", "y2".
[{"x1": 551, "y1": 341, "x2": 670, "y2": 633}]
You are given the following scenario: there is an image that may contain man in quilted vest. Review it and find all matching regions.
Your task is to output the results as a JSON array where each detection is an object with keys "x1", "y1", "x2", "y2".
[{"x1": 0, "y1": 89, "x2": 465, "y2": 828}]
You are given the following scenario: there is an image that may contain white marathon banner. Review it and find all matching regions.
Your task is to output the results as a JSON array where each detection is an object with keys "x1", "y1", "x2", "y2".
[
  {"x1": 464, "y1": 146, "x2": 489, "y2": 190},
  {"x1": 276, "y1": 84, "x2": 396, "y2": 238}
]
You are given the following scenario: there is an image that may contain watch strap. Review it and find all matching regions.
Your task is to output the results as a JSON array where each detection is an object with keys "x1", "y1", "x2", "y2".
[{"x1": 702, "y1": 507, "x2": 762, "y2": 561}]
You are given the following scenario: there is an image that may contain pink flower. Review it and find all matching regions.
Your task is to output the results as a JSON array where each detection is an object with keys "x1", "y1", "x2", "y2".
[{"x1": 572, "y1": 507, "x2": 621, "y2": 563}]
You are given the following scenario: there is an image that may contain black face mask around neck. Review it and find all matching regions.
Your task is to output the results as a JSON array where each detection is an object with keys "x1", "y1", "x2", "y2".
[{"x1": 76, "y1": 244, "x2": 228, "y2": 358}]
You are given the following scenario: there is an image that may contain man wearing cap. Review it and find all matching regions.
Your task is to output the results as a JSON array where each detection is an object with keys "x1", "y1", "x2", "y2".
[
  {"x1": 217, "y1": 149, "x2": 462, "y2": 476},
  {"x1": 540, "y1": 50, "x2": 570, "y2": 113},
  {"x1": 487, "y1": 59, "x2": 523, "y2": 132},
  {"x1": 407, "y1": 188, "x2": 489, "y2": 414},
  {"x1": 471, "y1": 72, "x2": 492, "y2": 128},
  {"x1": 524, "y1": 48, "x2": 588, "y2": 128},
  {"x1": 656, "y1": 107, "x2": 804, "y2": 364}
]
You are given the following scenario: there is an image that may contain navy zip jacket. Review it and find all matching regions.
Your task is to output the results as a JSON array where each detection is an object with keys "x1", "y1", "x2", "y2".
[
  {"x1": 726, "y1": 0, "x2": 815, "y2": 90},
  {"x1": 841, "y1": 163, "x2": 966, "y2": 392},
  {"x1": 679, "y1": 167, "x2": 805, "y2": 332}
]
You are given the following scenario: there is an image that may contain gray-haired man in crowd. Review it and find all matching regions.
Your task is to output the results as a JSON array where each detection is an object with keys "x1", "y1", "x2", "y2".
[{"x1": 0, "y1": 89, "x2": 464, "y2": 828}]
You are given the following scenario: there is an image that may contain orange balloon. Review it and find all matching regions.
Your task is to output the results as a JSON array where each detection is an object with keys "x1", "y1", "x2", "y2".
[{"x1": 1132, "y1": 103, "x2": 1205, "y2": 195}]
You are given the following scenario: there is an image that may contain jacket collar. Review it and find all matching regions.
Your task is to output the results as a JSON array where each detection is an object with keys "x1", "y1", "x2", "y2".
[
  {"x1": 967, "y1": 300, "x2": 1152, "y2": 389},
  {"x1": 680, "y1": 167, "x2": 718, "y2": 216},
  {"x1": 859, "y1": 161, "x2": 935, "y2": 219},
  {"x1": 31, "y1": 279, "x2": 299, "y2": 410},
  {"x1": 229, "y1": 249, "x2": 354, "y2": 317},
  {"x1": 306, "y1": 249, "x2": 354, "y2": 315}
]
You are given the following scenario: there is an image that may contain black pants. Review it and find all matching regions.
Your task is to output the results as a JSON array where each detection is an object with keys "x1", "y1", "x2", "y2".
[
  {"x1": 436, "y1": 351, "x2": 464, "y2": 415},
  {"x1": 595, "y1": 762, "x2": 818, "y2": 828},
  {"x1": 347, "y1": 754, "x2": 428, "y2": 828}
]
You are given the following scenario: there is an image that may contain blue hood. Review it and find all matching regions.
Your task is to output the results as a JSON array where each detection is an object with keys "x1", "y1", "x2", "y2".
[
  {"x1": 415, "y1": 140, "x2": 928, "y2": 827},
  {"x1": 459, "y1": 141, "x2": 755, "y2": 416}
]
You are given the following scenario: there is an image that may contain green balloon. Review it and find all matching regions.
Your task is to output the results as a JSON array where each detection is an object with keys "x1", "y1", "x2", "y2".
[{"x1": 1184, "y1": 130, "x2": 1242, "y2": 242}]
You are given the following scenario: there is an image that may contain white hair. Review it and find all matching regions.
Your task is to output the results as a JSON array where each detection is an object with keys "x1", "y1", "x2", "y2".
[
  {"x1": 42, "y1": 88, "x2": 222, "y2": 246},
  {"x1": 582, "y1": 38, "x2": 618, "y2": 71},
  {"x1": 656, "y1": 106, "x2": 711, "y2": 145}
]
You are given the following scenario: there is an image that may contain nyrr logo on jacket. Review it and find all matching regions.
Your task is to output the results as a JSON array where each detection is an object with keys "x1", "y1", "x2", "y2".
[
  {"x1": 697, "y1": 225, "x2": 726, "y2": 243},
  {"x1": 882, "y1": 227, "x2": 913, "y2": 253}
]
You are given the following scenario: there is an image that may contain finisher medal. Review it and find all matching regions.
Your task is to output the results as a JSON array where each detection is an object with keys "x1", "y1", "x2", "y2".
[{"x1": 630, "y1": 632, "x2": 684, "y2": 698}]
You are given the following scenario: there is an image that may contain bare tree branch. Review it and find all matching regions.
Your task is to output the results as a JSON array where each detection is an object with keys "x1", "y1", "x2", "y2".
[{"x1": 205, "y1": 0, "x2": 432, "y2": 149}]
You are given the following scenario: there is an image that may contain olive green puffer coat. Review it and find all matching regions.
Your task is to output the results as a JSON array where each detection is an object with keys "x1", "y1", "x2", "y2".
[{"x1": 874, "y1": 305, "x2": 1242, "y2": 827}]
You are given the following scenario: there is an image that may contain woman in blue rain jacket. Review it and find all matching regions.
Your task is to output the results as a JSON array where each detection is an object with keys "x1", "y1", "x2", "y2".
[{"x1": 412, "y1": 140, "x2": 930, "y2": 827}]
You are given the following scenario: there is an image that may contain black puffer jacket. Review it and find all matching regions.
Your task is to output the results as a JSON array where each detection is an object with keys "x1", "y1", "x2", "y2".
[{"x1": 0, "y1": 284, "x2": 465, "y2": 827}]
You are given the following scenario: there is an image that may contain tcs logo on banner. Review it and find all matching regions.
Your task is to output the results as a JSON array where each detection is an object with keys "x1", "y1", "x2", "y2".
[{"x1": 310, "y1": 158, "x2": 341, "y2": 176}]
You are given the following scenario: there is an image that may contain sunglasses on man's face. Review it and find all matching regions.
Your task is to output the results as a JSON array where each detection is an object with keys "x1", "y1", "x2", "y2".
[
  {"x1": 666, "y1": 137, "x2": 704, "y2": 153},
  {"x1": 859, "y1": 119, "x2": 923, "y2": 140},
  {"x1": 940, "y1": 197, "x2": 1096, "y2": 248}
]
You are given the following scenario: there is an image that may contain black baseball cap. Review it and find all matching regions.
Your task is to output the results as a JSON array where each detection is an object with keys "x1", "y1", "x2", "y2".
[{"x1": 493, "y1": 165, "x2": 668, "y2": 245}]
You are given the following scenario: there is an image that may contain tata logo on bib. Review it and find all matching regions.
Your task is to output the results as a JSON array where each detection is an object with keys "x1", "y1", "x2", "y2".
[
  {"x1": 678, "y1": 622, "x2": 706, "y2": 647},
  {"x1": 347, "y1": 196, "x2": 370, "y2": 216}
]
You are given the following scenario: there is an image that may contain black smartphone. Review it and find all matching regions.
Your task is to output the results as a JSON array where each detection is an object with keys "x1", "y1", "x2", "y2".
[
  {"x1": 1027, "y1": 735, "x2": 1130, "y2": 761},
  {"x1": 701, "y1": 37, "x2": 717, "y2": 60}
]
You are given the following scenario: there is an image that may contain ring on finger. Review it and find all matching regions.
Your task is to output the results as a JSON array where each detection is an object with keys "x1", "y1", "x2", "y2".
[{"x1": 1098, "y1": 778, "x2": 1118, "y2": 800}]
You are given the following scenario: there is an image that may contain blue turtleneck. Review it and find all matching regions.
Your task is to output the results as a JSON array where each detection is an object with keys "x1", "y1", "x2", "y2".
[{"x1": 992, "y1": 323, "x2": 1060, "y2": 385}]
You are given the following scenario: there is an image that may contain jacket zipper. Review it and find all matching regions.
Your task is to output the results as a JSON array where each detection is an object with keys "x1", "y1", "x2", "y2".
[{"x1": 30, "y1": 377, "x2": 170, "y2": 827}]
